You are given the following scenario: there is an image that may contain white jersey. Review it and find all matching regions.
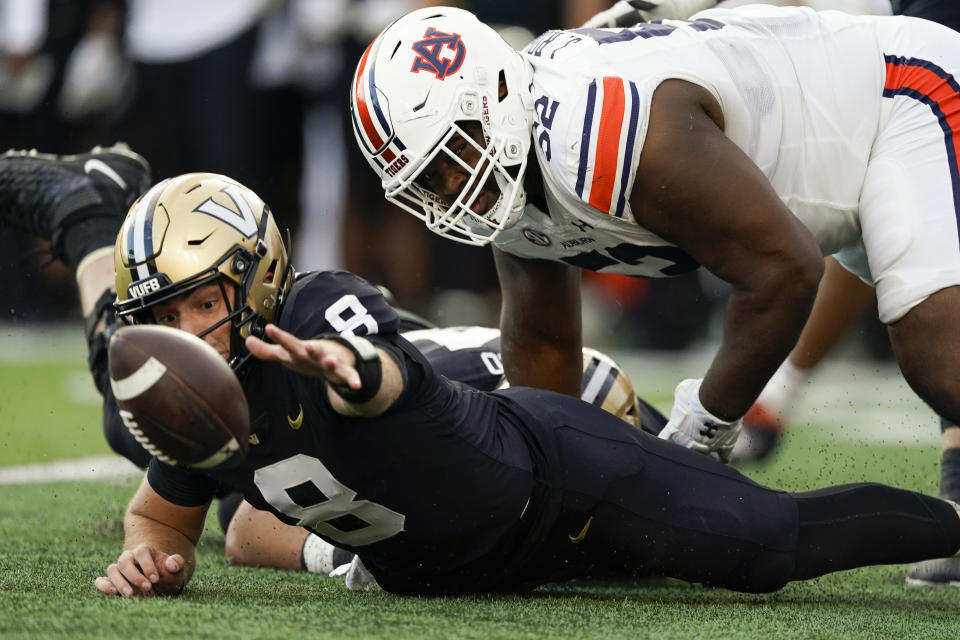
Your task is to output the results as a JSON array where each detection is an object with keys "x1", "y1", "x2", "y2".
[
  {"x1": 496, "y1": 5, "x2": 960, "y2": 322},
  {"x1": 498, "y1": 5, "x2": 889, "y2": 274}
]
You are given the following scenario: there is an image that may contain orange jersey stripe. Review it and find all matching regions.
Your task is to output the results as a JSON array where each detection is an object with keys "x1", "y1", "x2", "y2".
[
  {"x1": 885, "y1": 60, "x2": 960, "y2": 168},
  {"x1": 588, "y1": 77, "x2": 626, "y2": 214}
]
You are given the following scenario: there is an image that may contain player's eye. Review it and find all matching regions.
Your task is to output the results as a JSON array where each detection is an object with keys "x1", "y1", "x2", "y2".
[
  {"x1": 450, "y1": 141, "x2": 468, "y2": 157},
  {"x1": 201, "y1": 298, "x2": 220, "y2": 312},
  {"x1": 154, "y1": 311, "x2": 176, "y2": 325},
  {"x1": 418, "y1": 170, "x2": 434, "y2": 189}
]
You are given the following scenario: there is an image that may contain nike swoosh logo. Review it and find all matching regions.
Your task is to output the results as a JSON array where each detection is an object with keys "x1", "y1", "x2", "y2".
[
  {"x1": 568, "y1": 516, "x2": 593, "y2": 544},
  {"x1": 287, "y1": 405, "x2": 304, "y2": 430},
  {"x1": 84, "y1": 159, "x2": 127, "y2": 190}
]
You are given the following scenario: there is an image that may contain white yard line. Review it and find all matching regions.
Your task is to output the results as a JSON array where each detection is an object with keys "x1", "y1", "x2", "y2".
[
  {"x1": 0, "y1": 322, "x2": 87, "y2": 363},
  {"x1": 0, "y1": 455, "x2": 142, "y2": 485}
]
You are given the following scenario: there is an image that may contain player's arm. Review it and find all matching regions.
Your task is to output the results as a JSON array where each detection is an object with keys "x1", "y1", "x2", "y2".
[
  {"x1": 94, "y1": 474, "x2": 207, "y2": 597},
  {"x1": 493, "y1": 247, "x2": 584, "y2": 397},
  {"x1": 631, "y1": 79, "x2": 823, "y2": 420},
  {"x1": 246, "y1": 324, "x2": 404, "y2": 417}
]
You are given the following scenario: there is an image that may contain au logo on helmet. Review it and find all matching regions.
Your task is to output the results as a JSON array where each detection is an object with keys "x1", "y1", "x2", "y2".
[{"x1": 411, "y1": 27, "x2": 465, "y2": 79}]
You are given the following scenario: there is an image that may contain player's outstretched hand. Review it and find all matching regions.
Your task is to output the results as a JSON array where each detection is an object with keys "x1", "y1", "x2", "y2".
[
  {"x1": 246, "y1": 324, "x2": 362, "y2": 390},
  {"x1": 658, "y1": 378, "x2": 742, "y2": 463},
  {"x1": 94, "y1": 544, "x2": 185, "y2": 597}
]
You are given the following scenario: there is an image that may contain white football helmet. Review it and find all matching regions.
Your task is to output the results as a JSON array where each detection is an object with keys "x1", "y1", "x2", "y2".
[{"x1": 350, "y1": 7, "x2": 534, "y2": 246}]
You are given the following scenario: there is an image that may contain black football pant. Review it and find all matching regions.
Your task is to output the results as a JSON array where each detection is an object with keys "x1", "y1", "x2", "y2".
[{"x1": 500, "y1": 389, "x2": 960, "y2": 593}]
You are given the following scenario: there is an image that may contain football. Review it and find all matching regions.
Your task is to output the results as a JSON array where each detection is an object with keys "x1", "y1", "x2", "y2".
[{"x1": 108, "y1": 324, "x2": 250, "y2": 468}]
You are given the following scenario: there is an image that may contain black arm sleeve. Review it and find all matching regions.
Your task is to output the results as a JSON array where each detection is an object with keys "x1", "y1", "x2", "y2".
[
  {"x1": 368, "y1": 334, "x2": 428, "y2": 412},
  {"x1": 146, "y1": 458, "x2": 219, "y2": 507}
]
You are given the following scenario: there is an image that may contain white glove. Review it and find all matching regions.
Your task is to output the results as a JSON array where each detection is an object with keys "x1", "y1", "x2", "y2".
[
  {"x1": 329, "y1": 555, "x2": 376, "y2": 591},
  {"x1": 658, "y1": 378, "x2": 742, "y2": 463},
  {"x1": 580, "y1": 1, "x2": 719, "y2": 29}
]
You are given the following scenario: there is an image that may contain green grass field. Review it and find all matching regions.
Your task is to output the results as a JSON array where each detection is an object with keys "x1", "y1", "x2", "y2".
[{"x1": 1, "y1": 326, "x2": 958, "y2": 639}]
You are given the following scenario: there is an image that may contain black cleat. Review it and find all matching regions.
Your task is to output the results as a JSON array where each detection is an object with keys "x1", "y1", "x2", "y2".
[
  {"x1": 905, "y1": 557, "x2": 960, "y2": 588},
  {"x1": 0, "y1": 143, "x2": 151, "y2": 266}
]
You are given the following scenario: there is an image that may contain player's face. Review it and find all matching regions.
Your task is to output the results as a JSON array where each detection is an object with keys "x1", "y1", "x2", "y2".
[
  {"x1": 150, "y1": 281, "x2": 233, "y2": 360},
  {"x1": 416, "y1": 121, "x2": 501, "y2": 214}
]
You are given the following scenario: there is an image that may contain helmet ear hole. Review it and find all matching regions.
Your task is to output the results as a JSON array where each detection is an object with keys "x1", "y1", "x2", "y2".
[
  {"x1": 498, "y1": 69, "x2": 508, "y2": 102},
  {"x1": 263, "y1": 259, "x2": 278, "y2": 284}
]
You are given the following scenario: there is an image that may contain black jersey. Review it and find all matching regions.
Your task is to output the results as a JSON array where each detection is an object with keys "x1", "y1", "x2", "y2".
[
  {"x1": 403, "y1": 326, "x2": 669, "y2": 438},
  {"x1": 146, "y1": 271, "x2": 539, "y2": 587},
  {"x1": 403, "y1": 326, "x2": 504, "y2": 391}
]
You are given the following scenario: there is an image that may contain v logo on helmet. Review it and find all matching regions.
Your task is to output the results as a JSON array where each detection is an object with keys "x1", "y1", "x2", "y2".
[
  {"x1": 411, "y1": 27, "x2": 465, "y2": 80},
  {"x1": 194, "y1": 184, "x2": 259, "y2": 238}
]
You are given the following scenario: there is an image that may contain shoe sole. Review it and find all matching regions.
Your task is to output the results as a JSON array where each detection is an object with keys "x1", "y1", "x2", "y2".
[{"x1": 904, "y1": 576, "x2": 960, "y2": 587}]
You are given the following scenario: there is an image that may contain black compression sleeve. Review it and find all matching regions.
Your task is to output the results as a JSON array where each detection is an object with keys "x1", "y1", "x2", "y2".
[{"x1": 146, "y1": 457, "x2": 219, "y2": 507}]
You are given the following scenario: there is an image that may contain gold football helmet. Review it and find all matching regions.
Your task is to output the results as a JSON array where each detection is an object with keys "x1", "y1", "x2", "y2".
[
  {"x1": 581, "y1": 347, "x2": 642, "y2": 430},
  {"x1": 113, "y1": 173, "x2": 292, "y2": 370}
]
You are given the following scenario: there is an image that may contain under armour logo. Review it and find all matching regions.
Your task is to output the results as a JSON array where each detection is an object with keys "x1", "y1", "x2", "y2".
[
  {"x1": 699, "y1": 421, "x2": 726, "y2": 438},
  {"x1": 411, "y1": 27, "x2": 465, "y2": 80}
]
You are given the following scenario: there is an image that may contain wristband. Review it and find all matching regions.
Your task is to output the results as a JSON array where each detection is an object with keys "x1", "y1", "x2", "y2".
[
  {"x1": 318, "y1": 333, "x2": 383, "y2": 403},
  {"x1": 301, "y1": 533, "x2": 336, "y2": 574}
]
